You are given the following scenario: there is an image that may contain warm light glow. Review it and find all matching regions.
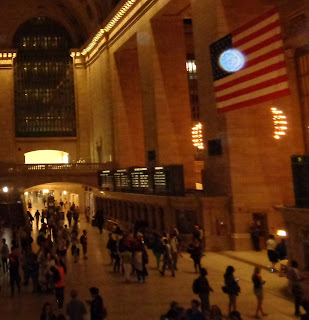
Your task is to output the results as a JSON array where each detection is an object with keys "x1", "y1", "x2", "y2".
[
  {"x1": 24, "y1": 191, "x2": 29, "y2": 196},
  {"x1": 63, "y1": 154, "x2": 69, "y2": 164},
  {"x1": 43, "y1": 189, "x2": 49, "y2": 194},
  {"x1": 186, "y1": 61, "x2": 197, "y2": 73},
  {"x1": 63, "y1": 190, "x2": 67, "y2": 195},
  {"x1": 192, "y1": 123, "x2": 204, "y2": 150},
  {"x1": 24, "y1": 150, "x2": 69, "y2": 164},
  {"x1": 81, "y1": 0, "x2": 138, "y2": 56},
  {"x1": 271, "y1": 107, "x2": 288, "y2": 140},
  {"x1": 277, "y1": 230, "x2": 287, "y2": 237},
  {"x1": 2, "y1": 187, "x2": 8, "y2": 193}
]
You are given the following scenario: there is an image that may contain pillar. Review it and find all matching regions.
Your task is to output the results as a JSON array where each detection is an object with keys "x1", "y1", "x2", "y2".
[
  {"x1": 151, "y1": 18, "x2": 195, "y2": 189},
  {"x1": 0, "y1": 53, "x2": 16, "y2": 162},
  {"x1": 137, "y1": 24, "x2": 158, "y2": 164},
  {"x1": 73, "y1": 55, "x2": 91, "y2": 162},
  {"x1": 112, "y1": 40, "x2": 146, "y2": 168},
  {"x1": 88, "y1": 46, "x2": 114, "y2": 164},
  {"x1": 191, "y1": 0, "x2": 232, "y2": 196}
]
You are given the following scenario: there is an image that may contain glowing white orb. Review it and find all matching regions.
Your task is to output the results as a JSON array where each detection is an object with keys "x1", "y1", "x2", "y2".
[{"x1": 219, "y1": 49, "x2": 246, "y2": 72}]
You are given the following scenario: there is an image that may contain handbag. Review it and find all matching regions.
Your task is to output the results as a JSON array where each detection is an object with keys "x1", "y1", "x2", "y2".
[{"x1": 222, "y1": 285, "x2": 228, "y2": 294}]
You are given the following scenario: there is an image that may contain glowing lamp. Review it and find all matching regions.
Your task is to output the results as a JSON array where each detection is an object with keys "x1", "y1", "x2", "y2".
[
  {"x1": 277, "y1": 230, "x2": 287, "y2": 237},
  {"x1": 2, "y1": 187, "x2": 8, "y2": 193},
  {"x1": 219, "y1": 49, "x2": 246, "y2": 72},
  {"x1": 63, "y1": 191, "x2": 67, "y2": 195},
  {"x1": 43, "y1": 189, "x2": 49, "y2": 194}
]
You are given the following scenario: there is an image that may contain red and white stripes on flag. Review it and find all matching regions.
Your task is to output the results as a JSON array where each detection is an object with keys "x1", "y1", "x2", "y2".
[{"x1": 213, "y1": 8, "x2": 290, "y2": 113}]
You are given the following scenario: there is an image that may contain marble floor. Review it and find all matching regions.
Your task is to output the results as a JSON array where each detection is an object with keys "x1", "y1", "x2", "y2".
[{"x1": 0, "y1": 207, "x2": 299, "y2": 320}]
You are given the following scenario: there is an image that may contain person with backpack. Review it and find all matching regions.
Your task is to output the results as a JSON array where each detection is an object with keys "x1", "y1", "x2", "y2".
[
  {"x1": 80, "y1": 230, "x2": 88, "y2": 260},
  {"x1": 193, "y1": 268, "x2": 213, "y2": 315},
  {"x1": 53, "y1": 259, "x2": 66, "y2": 309}
]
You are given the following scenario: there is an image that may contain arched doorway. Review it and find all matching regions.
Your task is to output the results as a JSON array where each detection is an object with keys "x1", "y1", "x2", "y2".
[{"x1": 24, "y1": 150, "x2": 69, "y2": 164}]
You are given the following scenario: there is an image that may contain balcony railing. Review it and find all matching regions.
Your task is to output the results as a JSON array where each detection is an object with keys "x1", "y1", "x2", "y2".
[{"x1": 0, "y1": 163, "x2": 113, "y2": 176}]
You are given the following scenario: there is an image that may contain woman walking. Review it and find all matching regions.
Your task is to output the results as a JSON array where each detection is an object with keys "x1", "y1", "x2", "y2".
[
  {"x1": 224, "y1": 266, "x2": 240, "y2": 315},
  {"x1": 252, "y1": 266, "x2": 267, "y2": 318},
  {"x1": 188, "y1": 239, "x2": 202, "y2": 273}
]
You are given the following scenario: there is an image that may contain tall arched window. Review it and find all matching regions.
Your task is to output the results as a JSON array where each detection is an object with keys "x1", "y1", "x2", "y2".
[{"x1": 14, "y1": 17, "x2": 76, "y2": 137}]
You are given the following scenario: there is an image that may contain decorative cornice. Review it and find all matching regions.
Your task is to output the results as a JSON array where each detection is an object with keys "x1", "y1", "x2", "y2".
[
  {"x1": 0, "y1": 51, "x2": 17, "y2": 69},
  {"x1": 71, "y1": 0, "x2": 139, "y2": 58}
]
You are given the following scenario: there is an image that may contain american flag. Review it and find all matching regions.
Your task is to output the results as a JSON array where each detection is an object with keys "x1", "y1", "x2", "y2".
[{"x1": 210, "y1": 8, "x2": 290, "y2": 113}]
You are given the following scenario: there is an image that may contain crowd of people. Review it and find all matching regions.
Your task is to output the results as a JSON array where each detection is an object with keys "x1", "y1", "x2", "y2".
[
  {"x1": 0, "y1": 198, "x2": 308, "y2": 320},
  {"x1": 0, "y1": 200, "x2": 107, "y2": 320}
]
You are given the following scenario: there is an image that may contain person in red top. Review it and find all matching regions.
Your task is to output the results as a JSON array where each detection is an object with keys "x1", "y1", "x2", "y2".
[
  {"x1": 53, "y1": 259, "x2": 65, "y2": 309},
  {"x1": 252, "y1": 266, "x2": 266, "y2": 318},
  {"x1": 80, "y1": 230, "x2": 88, "y2": 260}
]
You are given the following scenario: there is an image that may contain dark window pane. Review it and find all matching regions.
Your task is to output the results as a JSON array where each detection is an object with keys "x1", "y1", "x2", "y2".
[{"x1": 14, "y1": 17, "x2": 76, "y2": 137}]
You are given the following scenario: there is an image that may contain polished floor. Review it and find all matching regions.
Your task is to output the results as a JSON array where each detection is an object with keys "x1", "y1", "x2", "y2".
[{"x1": 0, "y1": 206, "x2": 298, "y2": 320}]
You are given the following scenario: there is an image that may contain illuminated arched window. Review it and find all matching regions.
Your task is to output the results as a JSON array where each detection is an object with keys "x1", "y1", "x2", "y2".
[{"x1": 14, "y1": 17, "x2": 76, "y2": 137}]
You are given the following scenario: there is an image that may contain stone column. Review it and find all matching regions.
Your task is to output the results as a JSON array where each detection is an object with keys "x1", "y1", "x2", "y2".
[
  {"x1": 112, "y1": 46, "x2": 146, "y2": 167},
  {"x1": 0, "y1": 53, "x2": 16, "y2": 162},
  {"x1": 191, "y1": 0, "x2": 232, "y2": 196},
  {"x1": 73, "y1": 55, "x2": 91, "y2": 162},
  {"x1": 100, "y1": 48, "x2": 115, "y2": 163},
  {"x1": 151, "y1": 18, "x2": 195, "y2": 189},
  {"x1": 137, "y1": 24, "x2": 158, "y2": 164}
]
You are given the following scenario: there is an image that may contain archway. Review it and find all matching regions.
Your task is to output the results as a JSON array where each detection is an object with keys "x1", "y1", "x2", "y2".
[{"x1": 24, "y1": 150, "x2": 69, "y2": 164}]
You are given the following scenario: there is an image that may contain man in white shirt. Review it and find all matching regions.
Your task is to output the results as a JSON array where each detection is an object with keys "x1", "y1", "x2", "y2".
[
  {"x1": 266, "y1": 235, "x2": 278, "y2": 272},
  {"x1": 170, "y1": 234, "x2": 179, "y2": 270}
]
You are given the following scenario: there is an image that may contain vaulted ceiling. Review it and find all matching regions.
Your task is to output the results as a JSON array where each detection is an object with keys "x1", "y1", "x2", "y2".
[{"x1": 0, "y1": 0, "x2": 120, "y2": 48}]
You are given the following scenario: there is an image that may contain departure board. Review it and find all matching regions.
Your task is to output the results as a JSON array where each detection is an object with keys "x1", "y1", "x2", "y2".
[
  {"x1": 153, "y1": 167, "x2": 167, "y2": 193},
  {"x1": 114, "y1": 169, "x2": 130, "y2": 191},
  {"x1": 97, "y1": 165, "x2": 185, "y2": 195},
  {"x1": 153, "y1": 165, "x2": 185, "y2": 195},
  {"x1": 130, "y1": 167, "x2": 151, "y2": 193},
  {"x1": 98, "y1": 170, "x2": 114, "y2": 191}
]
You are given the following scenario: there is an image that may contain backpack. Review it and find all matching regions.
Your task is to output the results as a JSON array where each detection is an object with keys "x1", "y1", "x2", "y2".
[
  {"x1": 52, "y1": 267, "x2": 61, "y2": 283},
  {"x1": 193, "y1": 278, "x2": 200, "y2": 294}
]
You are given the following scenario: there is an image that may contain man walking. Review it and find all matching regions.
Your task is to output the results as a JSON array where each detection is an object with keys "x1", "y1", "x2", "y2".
[
  {"x1": 170, "y1": 233, "x2": 179, "y2": 271},
  {"x1": 160, "y1": 238, "x2": 175, "y2": 277},
  {"x1": 80, "y1": 230, "x2": 88, "y2": 259},
  {"x1": 34, "y1": 210, "x2": 40, "y2": 229},
  {"x1": 192, "y1": 268, "x2": 213, "y2": 315},
  {"x1": 287, "y1": 260, "x2": 304, "y2": 317},
  {"x1": 1, "y1": 238, "x2": 9, "y2": 272},
  {"x1": 66, "y1": 289, "x2": 87, "y2": 320}
]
